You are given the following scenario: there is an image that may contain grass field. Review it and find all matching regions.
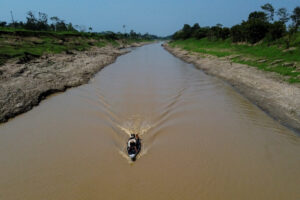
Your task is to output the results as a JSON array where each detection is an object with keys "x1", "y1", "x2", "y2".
[
  {"x1": 170, "y1": 35, "x2": 300, "y2": 83},
  {"x1": 0, "y1": 28, "x2": 151, "y2": 66}
]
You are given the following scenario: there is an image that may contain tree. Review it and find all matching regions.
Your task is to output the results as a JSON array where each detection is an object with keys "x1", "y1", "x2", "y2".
[
  {"x1": 245, "y1": 19, "x2": 269, "y2": 44},
  {"x1": 191, "y1": 23, "x2": 200, "y2": 33},
  {"x1": 171, "y1": 4, "x2": 294, "y2": 43},
  {"x1": 231, "y1": 24, "x2": 245, "y2": 42},
  {"x1": 194, "y1": 26, "x2": 209, "y2": 39},
  {"x1": 172, "y1": 24, "x2": 193, "y2": 40},
  {"x1": 261, "y1": 3, "x2": 275, "y2": 21},
  {"x1": 0, "y1": 21, "x2": 7, "y2": 27},
  {"x1": 246, "y1": 11, "x2": 270, "y2": 43},
  {"x1": 191, "y1": 23, "x2": 200, "y2": 37},
  {"x1": 37, "y1": 12, "x2": 48, "y2": 30},
  {"x1": 67, "y1": 23, "x2": 76, "y2": 31},
  {"x1": 50, "y1": 16, "x2": 60, "y2": 31},
  {"x1": 50, "y1": 17, "x2": 68, "y2": 31},
  {"x1": 248, "y1": 11, "x2": 268, "y2": 22},
  {"x1": 220, "y1": 27, "x2": 230, "y2": 40},
  {"x1": 9, "y1": 21, "x2": 24, "y2": 29},
  {"x1": 25, "y1": 11, "x2": 38, "y2": 30},
  {"x1": 130, "y1": 30, "x2": 138, "y2": 39},
  {"x1": 181, "y1": 24, "x2": 192, "y2": 39},
  {"x1": 207, "y1": 25, "x2": 222, "y2": 40},
  {"x1": 88, "y1": 27, "x2": 93, "y2": 32},
  {"x1": 276, "y1": 8, "x2": 289, "y2": 24},
  {"x1": 291, "y1": 6, "x2": 300, "y2": 31},
  {"x1": 268, "y1": 21, "x2": 286, "y2": 41}
]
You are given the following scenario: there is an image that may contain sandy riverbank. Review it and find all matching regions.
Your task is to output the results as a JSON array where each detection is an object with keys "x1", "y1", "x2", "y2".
[
  {"x1": 0, "y1": 42, "x2": 150, "y2": 123},
  {"x1": 163, "y1": 43, "x2": 300, "y2": 133}
]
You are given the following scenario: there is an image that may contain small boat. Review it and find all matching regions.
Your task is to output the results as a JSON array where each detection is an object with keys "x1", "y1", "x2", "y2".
[{"x1": 127, "y1": 134, "x2": 141, "y2": 161}]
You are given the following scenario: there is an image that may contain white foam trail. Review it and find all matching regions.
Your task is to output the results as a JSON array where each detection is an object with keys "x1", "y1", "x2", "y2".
[
  {"x1": 117, "y1": 116, "x2": 153, "y2": 137},
  {"x1": 118, "y1": 150, "x2": 133, "y2": 164}
]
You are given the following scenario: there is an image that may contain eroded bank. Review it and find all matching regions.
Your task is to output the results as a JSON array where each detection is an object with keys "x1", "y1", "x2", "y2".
[{"x1": 163, "y1": 43, "x2": 300, "y2": 133}]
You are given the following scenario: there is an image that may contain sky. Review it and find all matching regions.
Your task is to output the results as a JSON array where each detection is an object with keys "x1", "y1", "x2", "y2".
[{"x1": 0, "y1": 0, "x2": 299, "y2": 36}]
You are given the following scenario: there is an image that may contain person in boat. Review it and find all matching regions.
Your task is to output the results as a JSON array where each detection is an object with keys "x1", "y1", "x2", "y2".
[
  {"x1": 128, "y1": 140, "x2": 138, "y2": 153},
  {"x1": 135, "y1": 134, "x2": 140, "y2": 143},
  {"x1": 129, "y1": 134, "x2": 135, "y2": 140},
  {"x1": 128, "y1": 134, "x2": 136, "y2": 145},
  {"x1": 128, "y1": 134, "x2": 138, "y2": 152}
]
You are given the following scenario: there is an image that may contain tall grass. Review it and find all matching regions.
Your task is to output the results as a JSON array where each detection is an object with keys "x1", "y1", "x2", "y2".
[
  {"x1": 170, "y1": 36, "x2": 300, "y2": 83},
  {"x1": 0, "y1": 28, "x2": 153, "y2": 65}
]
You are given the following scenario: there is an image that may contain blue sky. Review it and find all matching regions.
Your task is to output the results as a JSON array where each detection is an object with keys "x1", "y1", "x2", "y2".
[{"x1": 0, "y1": 0, "x2": 299, "y2": 36}]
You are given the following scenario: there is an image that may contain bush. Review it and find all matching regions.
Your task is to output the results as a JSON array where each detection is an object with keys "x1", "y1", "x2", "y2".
[
  {"x1": 267, "y1": 21, "x2": 286, "y2": 41},
  {"x1": 231, "y1": 24, "x2": 246, "y2": 42},
  {"x1": 220, "y1": 27, "x2": 230, "y2": 40},
  {"x1": 244, "y1": 19, "x2": 269, "y2": 44}
]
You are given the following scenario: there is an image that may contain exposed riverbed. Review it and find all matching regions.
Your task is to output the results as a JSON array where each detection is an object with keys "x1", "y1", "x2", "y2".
[
  {"x1": 0, "y1": 43, "x2": 299, "y2": 200},
  {"x1": 163, "y1": 43, "x2": 300, "y2": 133},
  {"x1": 0, "y1": 42, "x2": 149, "y2": 123}
]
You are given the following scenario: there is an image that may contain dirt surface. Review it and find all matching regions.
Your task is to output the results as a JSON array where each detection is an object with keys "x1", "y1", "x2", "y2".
[
  {"x1": 163, "y1": 43, "x2": 300, "y2": 133},
  {"x1": 0, "y1": 42, "x2": 150, "y2": 123}
]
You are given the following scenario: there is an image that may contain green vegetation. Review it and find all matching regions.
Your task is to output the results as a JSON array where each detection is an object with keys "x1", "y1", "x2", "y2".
[
  {"x1": 173, "y1": 4, "x2": 299, "y2": 45},
  {"x1": 0, "y1": 11, "x2": 160, "y2": 65},
  {"x1": 170, "y1": 36, "x2": 300, "y2": 83},
  {"x1": 0, "y1": 30, "x2": 153, "y2": 65},
  {"x1": 171, "y1": 4, "x2": 300, "y2": 83}
]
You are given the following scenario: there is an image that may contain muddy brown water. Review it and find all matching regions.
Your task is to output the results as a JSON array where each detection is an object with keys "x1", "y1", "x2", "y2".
[{"x1": 0, "y1": 43, "x2": 299, "y2": 200}]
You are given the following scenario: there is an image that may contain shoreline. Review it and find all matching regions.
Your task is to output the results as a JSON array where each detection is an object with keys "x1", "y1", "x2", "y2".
[
  {"x1": 0, "y1": 42, "x2": 151, "y2": 124},
  {"x1": 163, "y1": 43, "x2": 300, "y2": 134}
]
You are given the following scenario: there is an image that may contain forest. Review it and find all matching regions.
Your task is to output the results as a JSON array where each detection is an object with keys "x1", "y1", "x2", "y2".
[
  {"x1": 172, "y1": 4, "x2": 299, "y2": 47},
  {"x1": 0, "y1": 11, "x2": 160, "y2": 40}
]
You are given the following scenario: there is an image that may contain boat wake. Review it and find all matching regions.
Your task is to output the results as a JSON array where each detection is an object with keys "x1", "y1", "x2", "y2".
[{"x1": 76, "y1": 74, "x2": 187, "y2": 162}]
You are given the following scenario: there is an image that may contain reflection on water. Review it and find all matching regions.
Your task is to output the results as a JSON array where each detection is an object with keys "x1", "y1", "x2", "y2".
[{"x1": 0, "y1": 43, "x2": 299, "y2": 200}]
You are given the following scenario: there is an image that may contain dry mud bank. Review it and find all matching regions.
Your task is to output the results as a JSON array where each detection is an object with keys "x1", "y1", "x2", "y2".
[
  {"x1": 0, "y1": 42, "x2": 149, "y2": 123},
  {"x1": 163, "y1": 43, "x2": 300, "y2": 133}
]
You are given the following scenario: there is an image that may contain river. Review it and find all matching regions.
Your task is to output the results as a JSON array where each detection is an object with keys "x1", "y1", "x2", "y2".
[{"x1": 0, "y1": 43, "x2": 299, "y2": 200}]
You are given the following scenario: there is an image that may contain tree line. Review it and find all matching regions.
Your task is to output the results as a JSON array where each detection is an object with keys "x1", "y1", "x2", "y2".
[
  {"x1": 0, "y1": 11, "x2": 160, "y2": 40},
  {"x1": 172, "y1": 4, "x2": 300, "y2": 46},
  {"x1": 0, "y1": 11, "x2": 80, "y2": 32}
]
